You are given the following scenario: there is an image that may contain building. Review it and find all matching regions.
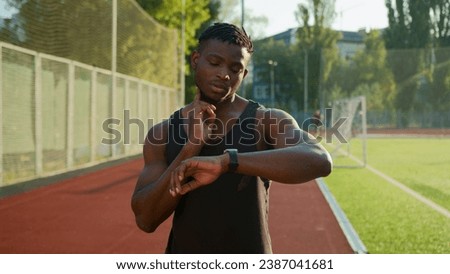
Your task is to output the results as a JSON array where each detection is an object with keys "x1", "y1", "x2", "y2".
[
  {"x1": 337, "y1": 30, "x2": 366, "y2": 59},
  {"x1": 268, "y1": 27, "x2": 365, "y2": 58},
  {"x1": 251, "y1": 28, "x2": 365, "y2": 107}
]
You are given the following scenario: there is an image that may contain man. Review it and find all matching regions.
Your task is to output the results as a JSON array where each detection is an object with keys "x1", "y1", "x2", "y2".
[{"x1": 131, "y1": 23, "x2": 332, "y2": 253}]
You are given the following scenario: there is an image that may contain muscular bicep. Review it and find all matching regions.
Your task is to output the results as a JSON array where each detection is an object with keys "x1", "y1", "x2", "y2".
[
  {"x1": 134, "y1": 122, "x2": 168, "y2": 192},
  {"x1": 134, "y1": 159, "x2": 167, "y2": 193},
  {"x1": 262, "y1": 108, "x2": 317, "y2": 149}
]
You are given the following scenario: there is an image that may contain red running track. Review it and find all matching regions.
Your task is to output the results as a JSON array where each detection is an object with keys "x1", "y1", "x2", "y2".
[{"x1": 0, "y1": 158, "x2": 353, "y2": 254}]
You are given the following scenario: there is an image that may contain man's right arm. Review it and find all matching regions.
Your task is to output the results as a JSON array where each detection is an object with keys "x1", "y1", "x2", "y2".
[
  {"x1": 131, "y1": 95, "x2": 216, "y2": 233},
  {"x1": 131, "y1": 121, "x2": 202, "y2": 233}
]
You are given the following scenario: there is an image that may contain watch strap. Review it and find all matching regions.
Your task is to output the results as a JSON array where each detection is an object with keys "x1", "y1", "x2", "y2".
[{"x1": 224, "y1": 149, "x2": 239, "y2": 173}]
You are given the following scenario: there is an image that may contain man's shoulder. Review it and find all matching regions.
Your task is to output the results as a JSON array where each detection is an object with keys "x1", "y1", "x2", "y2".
[
  {"x1": 255, "y1": 106, "x2": 296, "y2": 122},
  {"x1": 146, "y1": 119, "x2": 170, "y2": 146}
]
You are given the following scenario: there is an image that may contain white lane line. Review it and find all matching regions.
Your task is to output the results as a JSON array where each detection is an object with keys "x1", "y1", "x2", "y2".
[{"x1": 348, "y1": 154, "x2": 450, "y2": 219}]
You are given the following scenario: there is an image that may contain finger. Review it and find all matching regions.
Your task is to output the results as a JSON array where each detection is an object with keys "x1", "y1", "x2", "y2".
[
  {"x1": 177, "y1": 160, "x2": 199, "y2": 181},
  {"x1": 170, "y1": 170, "x2": 180, "y2": 197},
  {"x1": 198, "y1": 105, "x2": 216, "y2": 121},
  {"x1": 197, "y1": 106, "x2": 207, "y2": 119},
  {"x1": 195, "y1": 101, "x2": 207, "y2": 112},
  {"x1": 179, "y1": 179, "x2": 200, "y2": 195},
  {"x1": 205, "y1": 106, "x2": 216, "y2": 121},
  {"x1": 175, "y1": 162, "x2": 189, "y2": 194}
]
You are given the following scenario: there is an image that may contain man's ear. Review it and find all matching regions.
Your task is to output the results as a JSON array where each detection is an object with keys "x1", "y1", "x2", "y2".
[
  {"x1": 243, "y1": 69, "x2": 248, "y2": 79},
  {"x1": 190, "y1": 51, "x2": 200, "y2": 70}
]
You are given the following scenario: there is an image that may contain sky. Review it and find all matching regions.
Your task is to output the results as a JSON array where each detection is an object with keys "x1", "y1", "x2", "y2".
[
  {"x1": 0, "y1": 0, "x2": 389, "y2": 37},
  {"x1": 244, "y1": 0, "x2": 389, "y2": 37}
]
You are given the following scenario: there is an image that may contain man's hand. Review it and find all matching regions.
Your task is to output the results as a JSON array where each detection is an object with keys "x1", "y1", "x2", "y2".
[
  {"x1": 169, "y1": 154, "x2": 229, "y2": 196},
  {"x1": 183, "y1": 92, "x2": 216, "y2": 146}
]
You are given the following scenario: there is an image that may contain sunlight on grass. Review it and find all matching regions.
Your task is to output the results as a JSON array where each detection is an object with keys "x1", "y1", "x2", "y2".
[
  {"x1": 325, "y1": 168, "x2": 450, "y2": 253},
  {"x1": 323, "y1": 137, "x2": 450, "y2": 253},
  {"x1": 347, "y1": 138, "x2": 450, "y2": 210}
]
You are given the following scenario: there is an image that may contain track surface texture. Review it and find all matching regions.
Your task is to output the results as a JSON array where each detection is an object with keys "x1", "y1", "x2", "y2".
[{"x1": 0, "y1": 158, "x2": 353, "y2": 254}]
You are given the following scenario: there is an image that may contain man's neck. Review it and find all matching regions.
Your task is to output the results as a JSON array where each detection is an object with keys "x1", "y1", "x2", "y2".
[{"x1": 214, "y1": 95, "x2": 246, "y2": 118}]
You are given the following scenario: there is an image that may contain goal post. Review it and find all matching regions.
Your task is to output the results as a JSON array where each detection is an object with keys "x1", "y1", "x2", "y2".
[{"x1": 329, "y1": 96, "x2": 367, "y2": 168}]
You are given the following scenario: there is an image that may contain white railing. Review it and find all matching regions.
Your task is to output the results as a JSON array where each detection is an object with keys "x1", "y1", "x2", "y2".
[{"x1": 0, "y1": 42, "x2": 180, "y2": 186}]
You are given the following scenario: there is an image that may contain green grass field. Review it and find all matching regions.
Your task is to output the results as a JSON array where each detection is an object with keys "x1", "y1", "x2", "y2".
[{"x1": 324, "y1": 138, "x2": 450, "y2": 254}]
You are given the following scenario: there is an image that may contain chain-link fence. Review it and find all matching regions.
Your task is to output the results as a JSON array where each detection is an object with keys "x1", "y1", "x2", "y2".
[{"x1": 0, "y1": 0, "x2": 181, "y2": 186}]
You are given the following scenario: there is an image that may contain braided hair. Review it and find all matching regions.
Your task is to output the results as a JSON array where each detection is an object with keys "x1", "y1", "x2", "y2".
[{"x1": 198, "y1": 22, "x2": 254, "y2": 54}]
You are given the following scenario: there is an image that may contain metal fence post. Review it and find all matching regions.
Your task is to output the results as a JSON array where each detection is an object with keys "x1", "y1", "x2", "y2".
[
  {"x1": 35, "y1": 53, "x2": 43, "y2": 176},
  {"x1": 124, "y1": 79, "x2": 130, "y2": 155},
  {"x1": 0, "y1": 43, "x2": 3, "y2": 185},
  {"x1": 138, "y1": 80, "x2": 143, "y2": 146},
  {"x1": 66, "y1": 61, "x2": 75, "y2": 169},
  {"x1": 111, "y1": 0, "x2": 117, "y2": 158},
  {"x1": 90, "y1": 69, "x2": 97, "y2": 163}
]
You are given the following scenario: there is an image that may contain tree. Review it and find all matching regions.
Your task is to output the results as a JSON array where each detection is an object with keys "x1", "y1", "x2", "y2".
[
  {"x1": 325, "y1": 30, "x2": 396, "y2": 112},
  {"x1": 350, "y1": 30, "x2": 396, "y2": 110},
  {"x1": 217, "y1": 0, "x2": 268, "y2": 39},
  {"x1": 137, "y1": 0, "x2": 210, "y2": 54},
  {"x1": 295, "y1": 0, "x2": 341, "y2": 112},
  {"x1": 0, "y1": 17, "x2": 22, "y2": 45},
  {"x1": 252, "y1": 38, "x2": 302, "y2": 111},
  {"x1": 428, "y1": 0, "x2": 450, "y2": 118},
  {"x1": 429, "y1": 0, "x2": 450, "y2": 47},
  {"x1": 384, "y1": 0, "x2": 434, "y2": 127},
  {"x1": 2, "y1": 0, "x2": 114, "y2": 73},
  {"x1": 136, "y1": 0, "x2": 216, "y2": 102}
]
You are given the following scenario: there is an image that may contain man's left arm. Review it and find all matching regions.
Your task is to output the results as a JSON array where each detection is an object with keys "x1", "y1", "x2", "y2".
[
  {"x1": 231, "y1": 108, "x2": 332, "y2": 184},
  {"x1": 170, "y1": 108, "x2": 332, "y2": 196}
]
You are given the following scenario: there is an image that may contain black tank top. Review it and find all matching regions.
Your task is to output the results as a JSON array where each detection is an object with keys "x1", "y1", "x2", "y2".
[{"x1": 165, "y1": 100, "x2": 272, "y2": 253}]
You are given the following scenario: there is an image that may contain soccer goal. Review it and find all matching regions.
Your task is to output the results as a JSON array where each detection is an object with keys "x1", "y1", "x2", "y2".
[{"x1": 329, "y1": 96, "x2": 367, "y2": 168}]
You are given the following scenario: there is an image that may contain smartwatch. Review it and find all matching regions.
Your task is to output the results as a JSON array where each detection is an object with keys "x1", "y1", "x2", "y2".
[{"x1": 224, "y1": 149, "x2": 239, "y2": 173}]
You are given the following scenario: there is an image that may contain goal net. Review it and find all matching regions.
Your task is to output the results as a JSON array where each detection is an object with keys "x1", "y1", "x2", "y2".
[{"x1": 329, "y1": 96, "x2": 367, "y2": 168}]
